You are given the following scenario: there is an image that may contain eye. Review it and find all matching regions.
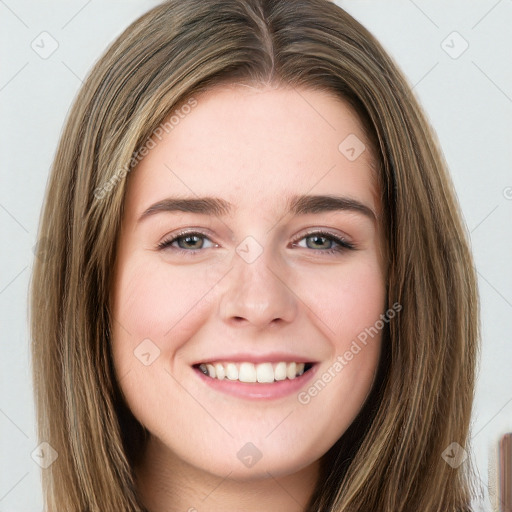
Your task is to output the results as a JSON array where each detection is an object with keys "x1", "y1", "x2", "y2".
[
  {"x1": 157, "y1": 230, "x2": 216, "y2": 256},
  {"x1": 157, "y1": 229, "x2": 355, "y2": 257},
  {"x1": 290, "y1": 230, "x2": 355, "y2": 255}
]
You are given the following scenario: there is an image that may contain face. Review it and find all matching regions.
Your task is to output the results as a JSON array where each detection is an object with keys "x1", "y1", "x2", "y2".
[{"x1": 110, "y1": 85, "x2": 386, "y2": 481}]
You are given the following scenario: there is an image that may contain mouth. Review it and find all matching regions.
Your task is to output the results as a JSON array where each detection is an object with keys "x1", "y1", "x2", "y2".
[{"x1": 193, "y1": 361, "x2": 315, "y2": 383}]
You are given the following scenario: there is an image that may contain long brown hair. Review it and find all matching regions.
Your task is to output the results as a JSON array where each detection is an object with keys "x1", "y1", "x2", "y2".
[{"x1": 30, "y1": 1, "x2": 480, "y2": 510}]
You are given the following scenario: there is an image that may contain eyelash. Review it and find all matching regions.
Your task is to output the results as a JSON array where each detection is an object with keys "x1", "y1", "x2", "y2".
[{"x1": 156, "y1": 229, "x2": 355, "y2": 257}]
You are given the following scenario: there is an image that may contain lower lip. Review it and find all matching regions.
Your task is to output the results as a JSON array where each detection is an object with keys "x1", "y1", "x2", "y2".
[{"x1": 193, "y1": 364, "x2": 319, "y2": 400}]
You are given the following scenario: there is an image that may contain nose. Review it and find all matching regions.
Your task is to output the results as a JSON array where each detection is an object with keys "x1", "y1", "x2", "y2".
[{"x1": 217, "y1": 245, "x2": 298, "y2": 330}]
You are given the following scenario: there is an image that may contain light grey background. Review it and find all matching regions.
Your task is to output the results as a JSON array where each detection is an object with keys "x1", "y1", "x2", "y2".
[{"x1": 1, "y1": 1, "x2": 511, "y2": 510}]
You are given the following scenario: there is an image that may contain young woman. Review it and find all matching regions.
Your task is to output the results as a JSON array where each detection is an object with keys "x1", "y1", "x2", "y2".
[{"x1": 30, "y1": 1, "x2": 480, "y2": 511}]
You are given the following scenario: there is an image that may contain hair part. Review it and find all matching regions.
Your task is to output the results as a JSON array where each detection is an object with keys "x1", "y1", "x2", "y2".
[{"x1": 30, "y1": 1, "x2": 480, "y2": 510}]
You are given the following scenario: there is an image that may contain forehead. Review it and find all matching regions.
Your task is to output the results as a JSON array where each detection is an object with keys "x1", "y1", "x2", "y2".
[{"x1": 124, "y1": 85, "x2": 379, "y2": 222}]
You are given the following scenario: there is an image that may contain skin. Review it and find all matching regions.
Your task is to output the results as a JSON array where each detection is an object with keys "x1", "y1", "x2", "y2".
[{"x1": 110, "y1": 84, "x2": 387, "y2": 512}]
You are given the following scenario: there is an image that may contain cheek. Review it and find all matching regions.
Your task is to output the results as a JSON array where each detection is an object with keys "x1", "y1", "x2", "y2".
[
  {"x1": 292, "y1": 259, "x2": 385, "y2": 418},
  {"x1": 111, "y1": 257, "x2": 217, "y2": 363},
  {"x1": 294, "y1": 256, "x2": 387, "y2": 344},
  {"x1": 110, "y1": 256, "x2": 219, "y2": 439}
]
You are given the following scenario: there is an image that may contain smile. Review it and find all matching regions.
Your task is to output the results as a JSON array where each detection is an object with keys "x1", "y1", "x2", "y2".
[{"x1": 195, "y1": 361, "x2": 314, "y2": 383}]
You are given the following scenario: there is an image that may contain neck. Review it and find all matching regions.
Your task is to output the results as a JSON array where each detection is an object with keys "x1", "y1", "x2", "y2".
[{"x1": 134, "y1": 435, "x2": 321, "y2": 512}]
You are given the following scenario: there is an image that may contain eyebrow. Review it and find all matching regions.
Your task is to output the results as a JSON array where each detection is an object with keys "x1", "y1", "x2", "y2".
[{"x1": 137, "y1": 194, "x2": 376, "y2": 223}]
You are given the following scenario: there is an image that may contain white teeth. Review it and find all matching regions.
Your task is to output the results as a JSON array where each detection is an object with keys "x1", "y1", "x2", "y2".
[
  {"x1": 239, "y1": 362, "x2": 257, "y2": 383},
  {"x1": 198, "y1": 361, "x2": 310, "y2": 382},
  {"x1": 226, "y1": 363, "x2": 238, "y2": 380},
  {"x1": 256, "y1": 363, "x2": 274, "y2": 383},
  {"x1": 274, "y1": 362, "x2": 287, "y2": 381},
  {"x1": 215, "y1": 363, "x2": 225, "y2": 380},
  {"x1": 286, "y1": 362, "x2": 297, "y2": 380},
  {"x1": 206, "y1": 364, "x2": 216, "y2": 378}
]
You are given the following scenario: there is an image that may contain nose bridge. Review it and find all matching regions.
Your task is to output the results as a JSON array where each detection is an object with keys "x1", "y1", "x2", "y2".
[{"x1": 217, "y1": 237, "x2": 297, "y2": 327}]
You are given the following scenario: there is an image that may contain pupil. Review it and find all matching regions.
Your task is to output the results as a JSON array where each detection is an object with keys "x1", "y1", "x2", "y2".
[
  {"x1": 310, "y1": 235, "x2": 328, "y2": 249},
  {"x1": 184, "y1": 235, "x2": 201, "y2": 248}
]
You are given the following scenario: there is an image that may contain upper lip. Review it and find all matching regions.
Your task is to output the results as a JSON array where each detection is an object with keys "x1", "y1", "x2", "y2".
[{"x1": 192, "y1": 353, "x2": 317, "y2": 365}]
